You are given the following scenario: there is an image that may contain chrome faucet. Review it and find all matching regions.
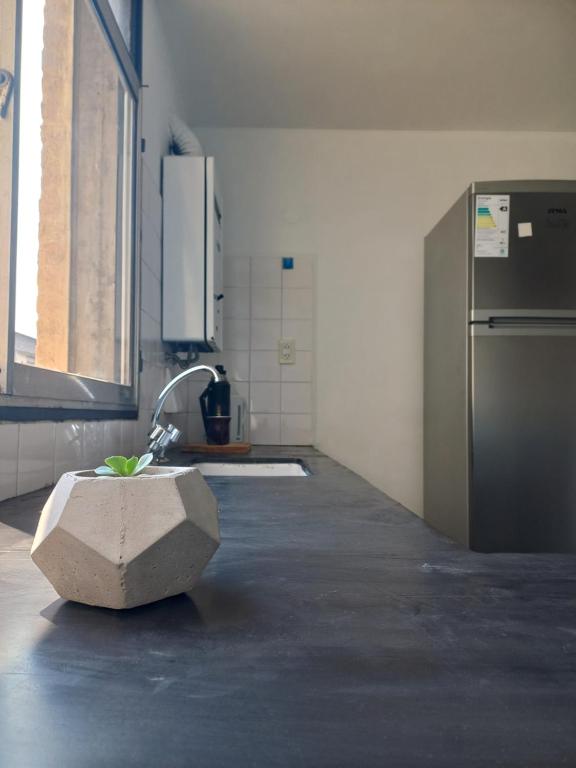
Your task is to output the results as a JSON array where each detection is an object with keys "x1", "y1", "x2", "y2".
[{"x1": 147, "y1": 364, "x2": 220, "y2": 461}]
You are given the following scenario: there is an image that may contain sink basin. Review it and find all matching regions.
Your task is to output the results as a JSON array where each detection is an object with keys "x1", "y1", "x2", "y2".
[{"x1": 192, "y1": 460, "x2": 310, "y2": 477}]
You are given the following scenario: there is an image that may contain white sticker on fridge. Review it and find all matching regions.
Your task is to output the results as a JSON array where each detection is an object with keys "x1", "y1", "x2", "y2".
[
  {"x1": 518, "y1": 222, "x2": 533, "y2": 238},
  {"x1": 474, "y1": 194, "x2": 510, "y2": 258}
]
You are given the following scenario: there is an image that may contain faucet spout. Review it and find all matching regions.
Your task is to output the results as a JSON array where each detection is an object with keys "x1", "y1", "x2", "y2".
[
  {"x1": 152, "y1": 364, "x2": 220, "y2": 428},
  {"x1": 148, "y1": 364, "x2": 220, "y2": 461}
]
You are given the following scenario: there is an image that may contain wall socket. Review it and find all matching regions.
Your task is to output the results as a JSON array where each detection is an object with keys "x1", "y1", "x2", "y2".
[{"x1": 278, "y1": 338, "x2": 296, "y2": 365}]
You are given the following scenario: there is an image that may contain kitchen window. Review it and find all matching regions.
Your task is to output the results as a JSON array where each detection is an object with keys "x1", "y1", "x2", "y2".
[{"x1": 0, "y1": 0, "x2": 141, "y2": 419}]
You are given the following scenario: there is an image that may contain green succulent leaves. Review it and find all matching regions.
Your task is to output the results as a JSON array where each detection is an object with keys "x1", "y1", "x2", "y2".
[{"x1": 94, "y1": 453, "x2": 153, "y2": 478}]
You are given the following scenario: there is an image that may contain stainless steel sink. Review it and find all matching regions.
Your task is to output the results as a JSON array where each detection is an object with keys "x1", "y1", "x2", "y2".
[{"x1": 191, "y1": 459, "x2": 310, "y2": 477}]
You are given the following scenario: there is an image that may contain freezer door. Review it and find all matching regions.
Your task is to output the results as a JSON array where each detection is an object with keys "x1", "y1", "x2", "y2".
[
  {"x1": 473, "y1": 193, "x2": 576, "y2": 310},
  {"x1": 470, "y1": 330, "x2": 576, "y2": 552}
]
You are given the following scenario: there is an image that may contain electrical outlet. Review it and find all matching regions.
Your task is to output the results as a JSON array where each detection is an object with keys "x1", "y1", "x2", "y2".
[{"x1": 278, "y1": 338, "x2": 296, "y2": 365}]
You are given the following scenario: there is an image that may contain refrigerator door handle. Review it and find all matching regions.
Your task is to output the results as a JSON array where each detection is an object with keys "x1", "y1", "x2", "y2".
[
  {"x1": 470, "y1": 319, "x2": 576, "y2": 336},
  {"x1": 470, "y1": 308, "x2": 576, "y2": 335},
  {"x1": 486, "y1": 316, "x2": 576, "y2": 328}
]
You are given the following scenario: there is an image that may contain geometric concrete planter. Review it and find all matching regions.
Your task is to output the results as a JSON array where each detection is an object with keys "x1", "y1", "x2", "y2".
[{"x1": 31, "y1": 467, "x2": 220, "y2": 610}]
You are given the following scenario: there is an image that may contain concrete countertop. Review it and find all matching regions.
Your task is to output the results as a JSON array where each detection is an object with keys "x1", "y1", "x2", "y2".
[{"x1": 1, "y1": 447, "x2": 576, "y2": 767}]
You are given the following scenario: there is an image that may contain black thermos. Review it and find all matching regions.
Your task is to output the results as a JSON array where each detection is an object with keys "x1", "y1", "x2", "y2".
[{"x1": 199, "y1": 365, "x2": 231, "y2": 445}]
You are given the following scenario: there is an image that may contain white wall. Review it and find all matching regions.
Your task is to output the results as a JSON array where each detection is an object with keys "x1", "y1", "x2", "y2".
[
  {"x1": 195, "y1": 128, "x2": 576, "y2": 514},
  {"x1": 0, "y1": 0, "x2": 187, "y2": 502}
]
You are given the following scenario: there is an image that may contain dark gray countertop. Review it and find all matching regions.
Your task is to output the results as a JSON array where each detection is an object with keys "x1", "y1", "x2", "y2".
[{"x1": 1, "y1": 446, "x2": 576, "y2": 767}]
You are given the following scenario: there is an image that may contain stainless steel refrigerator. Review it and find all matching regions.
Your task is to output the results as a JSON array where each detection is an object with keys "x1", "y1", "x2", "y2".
[{"x1": 424, "y1": 180, "x2": 576, "y2": 552}]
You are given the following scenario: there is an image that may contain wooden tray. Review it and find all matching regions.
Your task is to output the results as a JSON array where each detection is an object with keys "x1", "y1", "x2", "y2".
[{"x1": 180, "y1": 442, "x2": 252, "y2": 455}]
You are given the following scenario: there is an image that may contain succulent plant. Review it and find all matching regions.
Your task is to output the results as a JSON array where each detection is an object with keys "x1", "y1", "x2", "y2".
[{"x1": 95, "y1": 453, "x2": 153, "y2": 478}]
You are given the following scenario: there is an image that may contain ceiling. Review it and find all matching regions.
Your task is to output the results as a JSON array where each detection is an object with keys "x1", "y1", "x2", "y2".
[{"x1": 156, "y1": 0, "x2": 576, "y2": 130}]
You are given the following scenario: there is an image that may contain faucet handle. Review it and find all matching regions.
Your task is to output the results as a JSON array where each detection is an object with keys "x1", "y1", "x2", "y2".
[
  {"x1": 166, "y1": 424, "x2": 182, "y2": 444},
  {"x1": 149, "y1": 424, "x2": 164, "y2": 441},
  {"x1": 147, "y1": 423, "x2": 182, "y2": 462}
]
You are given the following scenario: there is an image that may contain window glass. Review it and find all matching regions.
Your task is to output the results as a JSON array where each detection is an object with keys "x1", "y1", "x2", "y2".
[
  {"x1": 107, "y1": 0, "x2": 132, "y2": 53},
  {"x1": 14, "y1": 0, "x2": 135, "y2": 386}
]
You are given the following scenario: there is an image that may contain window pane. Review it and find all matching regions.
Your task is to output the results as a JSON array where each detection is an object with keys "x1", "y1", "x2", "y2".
[
  {"x1": 14, "y1": 0, "x2": 44, "y2": 361},
  {"x1": 107, "y1": 0, "x2": 132, "y2": 53},
  {"x1": 14, "y1": 0, "x2": 134, "y2": 386}
]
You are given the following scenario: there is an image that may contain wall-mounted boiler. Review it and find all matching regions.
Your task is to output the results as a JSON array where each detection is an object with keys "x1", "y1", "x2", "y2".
[{"x1": 162, "y1": 156, "x2": 224, "y2": 352}]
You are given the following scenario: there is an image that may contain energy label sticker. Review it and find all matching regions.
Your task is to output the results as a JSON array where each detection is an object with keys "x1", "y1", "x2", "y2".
[{"x1": 474, "y1": 194, "x2": 510, "y2": 258}]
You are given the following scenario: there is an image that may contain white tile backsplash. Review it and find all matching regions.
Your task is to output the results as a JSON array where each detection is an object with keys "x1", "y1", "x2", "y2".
[
  {"x1": 224, "y1": 287, "x2": 251, "y2": 319},
  {"x1": 83, "y1": 421, "x2": 105, "y2": 469},
  {"x1": 251, "y1": 288, "x2": 282, "y2": 320},
  {"x1": 251, "y1": 351, "x2": 281, "y2": 382},
  {"x1": 141, "y1": 215, "x2": 162, "y2": 280},
  {"x1": 224, "y1": 318, "x2": 250, "y2": 351},
  {"x1": 186, "y1": 413, "x2": 205, "y2": 443},
  {"x1": 139, "y1": 364, "x2": 164, "y2": 409},
  {"x1": 140, "y1": 311, "x2": 161, "y2": 345},
  {"x1": 230, "y1": 381, "x2": 249, "y2": 402},
  {"x1": 282, "y1": 288, "x2": 314, "y2": 320},
  {"x1": 224, "y1": 255, "x2": 250, "y2": 288},
  {"x1": 187, "y1": 378, "x2": 208, "y2": 408},
  {"x1": 54, "y1": 422, "x2": 84, "y2": 480},
  {"x1": 142, "y1": 159, "x2": 162, "y2": 240},
  {"x1": 196, "y1": 353, "x2": 223, "y2": 380},
  {"x1": 281, "y1": 383, "x2": 313, "y2": 414},
  {"x1": 121, "y1": 420, "x2": 135, "y2": 458},
  {"x1": 251, "y1": 382, "x2": 281, "y2": 414},
  {"x1": 280, "y1": 414, "x2": 314, "y2": 446},
  {"x1": 281, "y1": 350, "x2": 313, "y2": 383},
  {"x1": 133, "y1": 410, "x2": 153, "y2": 458},
  {"x1": 0, "y1": 418, "x2": 143, "y2": 500},
  {"x1": 169, "y1": 414, "x2": 188, "y2": 442},
  {"x1": 281, "y1": 319, "x2": 314, "y2": 351},
  {"x1": 251, "y1": 319, "x2": 281, "y2": 351},
  {"x1": 141, "y1": 261, "x2": 161, "y2": 324},
  {"x1": 17, "y1": 423, "x2": 55, "y2": 495},
  {"x1": 181, "y1": 254, "x2": 316, "y2": 447},
  {"x1": 0, "y1": 424, "x2": 19, "y2": 502},
  {"x1": 251, "y1": 257, "x2": 282, "y2": 288},
  {"x1": 250, "y1": 413, "x2": 281, "y2": 445},
  {"x1": 281, "y1": 256, "x2": 314, "y2": 289},
  {"x1": 102, "y1": 421, "x2": 123, "y2": 461},
  {"x1": 223, "y1": 350, "x2": 250, "y2": 382}
]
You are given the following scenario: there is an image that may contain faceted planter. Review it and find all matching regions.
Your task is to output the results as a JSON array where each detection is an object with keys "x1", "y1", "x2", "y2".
[{"x1": 31, "y1": 467, "x2": 220, "y2": 609}]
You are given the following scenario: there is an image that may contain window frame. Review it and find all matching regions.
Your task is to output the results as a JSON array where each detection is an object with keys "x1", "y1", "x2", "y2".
[{"x1": 0, "y1": 0, "x2": 142, "y2": 421}]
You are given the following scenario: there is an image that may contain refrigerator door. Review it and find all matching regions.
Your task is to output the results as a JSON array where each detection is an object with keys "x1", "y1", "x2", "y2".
[
  {"x1": 473, "y1": 192, "x2": 576, "y2": 310},
  {"x1": 470, "y1": 324, "x2": 576, "y2": 552}
]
